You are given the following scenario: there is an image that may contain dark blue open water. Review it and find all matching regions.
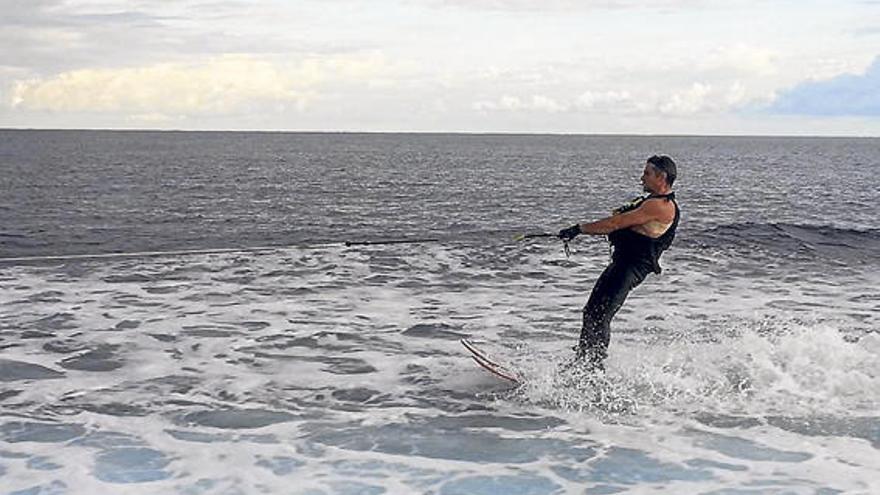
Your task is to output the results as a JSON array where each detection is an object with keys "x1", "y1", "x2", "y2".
[{"x1": 1, "y1": 130, "x2": 878, "y2": 494}]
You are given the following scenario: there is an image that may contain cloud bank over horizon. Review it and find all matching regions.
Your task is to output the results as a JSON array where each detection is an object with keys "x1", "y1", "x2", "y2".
[{"x1": 10, "y1": 54, "x2": 387, "y2": 116}]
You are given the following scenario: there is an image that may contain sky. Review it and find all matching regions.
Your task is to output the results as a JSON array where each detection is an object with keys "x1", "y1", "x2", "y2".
[{"x1": 1, "y1": 0, "x2": 879, "y2": 135}]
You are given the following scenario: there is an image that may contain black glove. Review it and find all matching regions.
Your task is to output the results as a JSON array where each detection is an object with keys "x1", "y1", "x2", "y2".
[{"x1": 558, "y1": 224, "x2": 581, "y2": 241}]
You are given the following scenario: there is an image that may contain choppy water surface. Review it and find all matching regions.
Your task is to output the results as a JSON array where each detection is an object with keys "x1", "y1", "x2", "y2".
[{"x1": 1, "y1": 131, "x2": 878, "y2": 494}]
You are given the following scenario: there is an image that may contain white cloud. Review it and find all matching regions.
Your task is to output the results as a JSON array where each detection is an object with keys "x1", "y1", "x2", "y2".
[
  {"x1": 127, "y1": 112, "x2": 179, "y2": 123},
  {"x1": 658, "y1": 82, "x2": 713, "y2": 114},
  {"x1": 473, "y1": 94, "x2": 568, "y2": 112},
  {"x1": 9, "y1": 54, "x2": 387, "y2": 115},
  {"x1": 575, "y1": 90, "x2": 635, "y2": 110},
  {"x1": 703, "y1": 44, "x2": 779, "y2": 76},
  {"x1": 434, "y1": 0, "x2": 712, "y2": 11},
  {"x1": 529, "y1": 95, "x2": 567, "y2": 112},
  {"x1": 658, "y1": 81, "x2": 759, "y2": 115},
  {"x1": 474, "y1": 82, "x2": 755, "y2": 117}
]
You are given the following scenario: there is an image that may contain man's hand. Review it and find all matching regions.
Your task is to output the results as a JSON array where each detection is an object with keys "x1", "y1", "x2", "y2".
[{"x1": 558, "y1": 224, "x2": 581, "y2": 241}]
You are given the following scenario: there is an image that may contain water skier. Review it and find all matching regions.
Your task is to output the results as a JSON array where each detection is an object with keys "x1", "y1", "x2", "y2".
[{"x1": 557, "y1": 155, "x2": 680, "y2": 370}]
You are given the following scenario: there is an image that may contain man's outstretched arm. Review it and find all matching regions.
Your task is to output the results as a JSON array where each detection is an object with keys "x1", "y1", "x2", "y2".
[{"x1": 561, "y1": 200, "x2": 667, "y2": 238}]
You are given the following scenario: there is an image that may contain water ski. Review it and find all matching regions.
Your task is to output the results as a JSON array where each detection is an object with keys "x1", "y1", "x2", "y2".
[{"x1": 460, "y1": 338, "x2": 521, "y2": 384}]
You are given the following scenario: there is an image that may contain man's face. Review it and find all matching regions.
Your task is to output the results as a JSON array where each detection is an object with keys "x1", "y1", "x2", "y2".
[{"x1": 641, "y1": 163, "x2": 666, "y2": 193}]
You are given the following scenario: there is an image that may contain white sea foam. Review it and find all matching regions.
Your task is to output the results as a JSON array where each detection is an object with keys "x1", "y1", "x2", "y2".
[
  {"x1": 1, "y1": 242, "x2": 878, "y2": 494},
  {"x1": 514, "y1": 318, "x2": 880, "y2": 418}
]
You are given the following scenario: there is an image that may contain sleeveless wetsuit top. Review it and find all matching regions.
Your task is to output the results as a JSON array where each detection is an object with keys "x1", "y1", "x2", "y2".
[{"x1": 607, "y1": 192, "x2": 680, "y2": 274}]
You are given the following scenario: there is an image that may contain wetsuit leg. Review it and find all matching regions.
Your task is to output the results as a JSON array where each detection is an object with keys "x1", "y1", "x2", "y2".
[{"x1": 577, "y1": 260, "x2": 652, "y2": 367}]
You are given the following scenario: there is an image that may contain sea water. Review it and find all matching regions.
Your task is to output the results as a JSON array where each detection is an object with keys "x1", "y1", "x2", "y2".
[{"x1": 0, "y1": 131, "x2": 878, "y2": 494}]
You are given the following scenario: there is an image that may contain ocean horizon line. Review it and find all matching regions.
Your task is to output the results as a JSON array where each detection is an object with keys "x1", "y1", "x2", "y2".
[{"x1": 1, "y1": 127, "x2": 878, "y2": 139}]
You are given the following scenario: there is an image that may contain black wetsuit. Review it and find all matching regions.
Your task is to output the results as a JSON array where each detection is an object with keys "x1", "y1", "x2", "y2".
[{"x1": 577, "y1": 192, "x2": 680, "y2": 365}]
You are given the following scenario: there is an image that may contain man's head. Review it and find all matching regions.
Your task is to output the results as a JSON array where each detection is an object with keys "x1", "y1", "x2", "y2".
[{"x1": 642, "y1": 155, "x2": 676, "y2": 193}]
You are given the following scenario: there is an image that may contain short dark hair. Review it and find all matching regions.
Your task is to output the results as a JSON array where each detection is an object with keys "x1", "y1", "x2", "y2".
[{"x1": 647, "y1": 155, "x2": 677, "y2": 186}]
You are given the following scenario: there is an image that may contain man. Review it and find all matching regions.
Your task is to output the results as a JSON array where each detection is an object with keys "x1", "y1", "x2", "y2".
[{"x1": 558, "y1": 155, "x2": 680, "y2": 370}]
